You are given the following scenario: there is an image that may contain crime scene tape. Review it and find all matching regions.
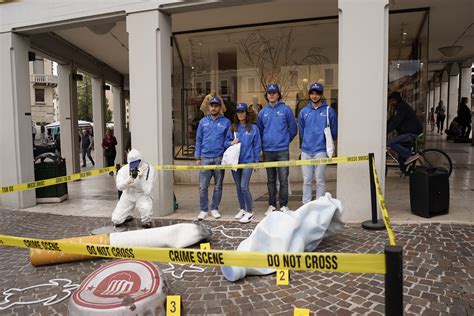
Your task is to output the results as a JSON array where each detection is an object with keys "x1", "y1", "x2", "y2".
[
  {"x1": 0, "y1": 166, "x2": 117, "y2": 195},
  {"x1": 0, "y1": 155, "x2": 369, "y2": 195},
  {"x1": 371, "y1": 159, "x2": 396, "y2": 246},
  {"x1": 0, "y1": 233, "x2": 386, "y2": 274}
]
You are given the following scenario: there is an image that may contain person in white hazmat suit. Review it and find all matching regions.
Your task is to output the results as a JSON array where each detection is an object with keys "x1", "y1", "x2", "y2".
[{"x1": 111, "y1": 149, "x2": 156, "y2": 228}]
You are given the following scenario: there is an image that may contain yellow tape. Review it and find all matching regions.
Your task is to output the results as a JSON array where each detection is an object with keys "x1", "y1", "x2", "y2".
[
  {"x1": 158, "y1": 155, "x2": 369, "y2": 171},
  {"x1": 371, "y1": 159, "x2": 397, "y2": 246},
  {"x1": 0, "y1": 155, "x2": 369, "y2": 195},
  {"x1": 0, "y1": 233, "x2": 386, "y2": 274},
  {"x1": 0, "y1": 166, "x2": 117, "y2": 195}
]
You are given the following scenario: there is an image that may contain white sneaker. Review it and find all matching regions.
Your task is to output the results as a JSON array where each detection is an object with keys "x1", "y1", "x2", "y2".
[
  {"x1": 280, "y1": 206, "x2": 292, "y2": 214},
  {"x1": 265, "y1": 205, "x2": 276, "y2": 215},
  {"x1": 234, "y1": 209, "x2": 246, "y2": 219},
  {"x1": 197, "y1": 211, "x2": 207, "y2": 220},
  {"x1": 239, "y1": 211, "x2": 254, "y2": 223},
  {"x1": 210, "y1": 209, "x2": 221, "y2": 219}
]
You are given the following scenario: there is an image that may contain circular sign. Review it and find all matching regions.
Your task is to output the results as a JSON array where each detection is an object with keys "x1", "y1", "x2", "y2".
[{"x1": 69, "y1": 260, "x2": 166, "y2": 315}]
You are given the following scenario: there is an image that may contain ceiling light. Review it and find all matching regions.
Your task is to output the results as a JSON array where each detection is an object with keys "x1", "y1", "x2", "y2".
[
  {"x1": 88, "y1": 23, "x2": 116, "y2": 35},
  {"x1": 438, "y1": 46, "x2": 463, "y2": 57}
]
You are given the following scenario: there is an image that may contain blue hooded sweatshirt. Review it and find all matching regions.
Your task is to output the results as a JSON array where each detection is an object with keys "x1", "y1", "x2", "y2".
[
  {"x1": 224, "y1": 124, "x2": 262, "y2": 163},
  {"x1": 298, "y1": 101, "x2": 338, "y2": 155},
  {"x1": 195, "y1": 114, "x2": 231, "y2": 159},
  {"x1": 256, "y1": 102, "x2": 297, "y2": 151}
]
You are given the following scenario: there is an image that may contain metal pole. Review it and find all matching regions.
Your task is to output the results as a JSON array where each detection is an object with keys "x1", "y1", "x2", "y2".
[
  {"x1": 385, "y1": 245, "x2": 403, "y2": 315},
  {"x1": 362, "y1": 153, "x2": 385, "y2": 230}
]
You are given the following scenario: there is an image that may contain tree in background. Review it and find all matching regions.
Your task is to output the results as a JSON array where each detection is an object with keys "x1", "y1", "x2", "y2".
[{"x1": 77, "y1": 74, "x2": 113, "y2": 123}]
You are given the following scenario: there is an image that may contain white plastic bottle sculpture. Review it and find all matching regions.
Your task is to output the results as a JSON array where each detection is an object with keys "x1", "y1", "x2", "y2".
[{"x1": 221, "y1": 193, "x2": 344, "y2": 282}]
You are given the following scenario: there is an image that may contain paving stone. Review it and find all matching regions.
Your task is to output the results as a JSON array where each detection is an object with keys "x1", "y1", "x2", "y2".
[{"x1": 0, "y1": 209, "x2": 472, "y2": 314}]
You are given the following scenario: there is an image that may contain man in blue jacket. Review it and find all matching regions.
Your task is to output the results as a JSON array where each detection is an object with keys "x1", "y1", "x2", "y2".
[
  {"x1": 257, "y1": 83, "x2": 297, "y2": 214},
  {"x1": 298, "y1": 82, "x2": 337, "y2": 204},
  {"x1": 195, "y1": 97, "x2": 231, "y2": 220}
]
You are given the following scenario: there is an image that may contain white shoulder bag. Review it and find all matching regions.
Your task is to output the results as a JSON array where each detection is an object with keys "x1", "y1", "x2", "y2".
[
  {"x1": 222, "y1": 132, "x2": 241, "y2": 171},
  {"x1": 324, "y1": 106, "x2": 334, "y2": 158}
]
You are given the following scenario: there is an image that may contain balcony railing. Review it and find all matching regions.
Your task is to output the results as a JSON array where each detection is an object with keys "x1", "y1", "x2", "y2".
[{"x1": 30, "y1": 74, "x2": 58, "y2": 86}]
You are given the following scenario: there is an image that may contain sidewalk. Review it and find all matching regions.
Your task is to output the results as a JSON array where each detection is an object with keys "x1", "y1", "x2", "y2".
[{"x1": 21, "y1": 130, "x2": 473, "y2": 224}]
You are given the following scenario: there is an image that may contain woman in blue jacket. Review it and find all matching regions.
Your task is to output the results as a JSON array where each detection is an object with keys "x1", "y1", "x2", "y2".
[{"x1": 225, "y1": 103, "x2": 262, "y2": 223}]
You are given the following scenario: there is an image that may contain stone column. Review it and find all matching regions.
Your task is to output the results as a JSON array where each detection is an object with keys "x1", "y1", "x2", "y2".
[
  {"x1": 112, "y1": 85, "x2": 125, "y2": 164},
  {"x1": 92, "y1": 77, "x2": 106, "y2": 168},
  {"x1": 58, "y1": 64, "x2": 80, "y2": 174},
  {"x1": 337, "y1": 0, "x2": 389, "y2": 221},
  {"x1": 0, "y1": 33, "x2": 36, "y2": 209},
  {"x1": 127, "y1": 10, "x2": 174, "y2": 216}
]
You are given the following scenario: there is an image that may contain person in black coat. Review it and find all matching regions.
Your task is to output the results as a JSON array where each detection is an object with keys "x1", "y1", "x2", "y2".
[
  {"x1": 457, "y1": 97, "x2": 472, "y2": 138},
  {"x1": 387, "y1": 92, "x2": 422, "y2": 172}
]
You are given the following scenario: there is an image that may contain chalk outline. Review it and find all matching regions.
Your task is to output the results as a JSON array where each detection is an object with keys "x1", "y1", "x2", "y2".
[
  {"x1": 0, "y1": 278, "x2": 79, "y2": 310},
  {"x1": 211, "y1": 225, "x2": 253, "y2": 239},
  {"x1": 162, "y1": 263, "x2": 205, "y2": 279}
]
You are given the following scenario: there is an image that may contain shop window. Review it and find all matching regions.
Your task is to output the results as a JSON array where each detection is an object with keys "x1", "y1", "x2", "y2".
[
  {"x1": 220, "y1": 80, "x2": 228, "y2": 95},
  {"x1": 325, "y1": 69, "x2": 334, "y2": 85},
  {"x1": 35, "y1": 89, "x2": 45, "y2": 103},
  {"x1": 247, "y1": 78, "x2": 255, "y2": 92},
  {"x1": 196, "y1": 82, "x2": 203, "y2": 95}
]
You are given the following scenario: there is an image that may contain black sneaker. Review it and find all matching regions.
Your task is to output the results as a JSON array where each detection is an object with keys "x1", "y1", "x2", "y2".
[
  {"x1": 114, "y1": 215, "x2": 134, "y2": 227},
  {"x1": 141, "y1": 222, "x2": 152, "y2": 229}
]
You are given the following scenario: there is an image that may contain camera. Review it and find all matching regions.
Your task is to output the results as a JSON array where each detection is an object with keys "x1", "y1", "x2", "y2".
[
  {"x1": 130, "y1": 168, "x2": 139, "y2": 179},
  {"x1": 129, "y1": 159, "x2": 141, "y2": 179}
]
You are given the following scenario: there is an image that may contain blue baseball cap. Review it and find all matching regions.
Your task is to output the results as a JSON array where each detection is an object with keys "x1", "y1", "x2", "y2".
[
  {"x1": 129, "y1": 159, "x2": 141, "y2": 169},
  {"x1": 309, "y1": 82, "x2": 324, "y2": 93},
  {"x1": 236, "y1": 103, "x2": 248, "y2": 112},
  {"x1": 266, "y1": 83, "x2": 280, "y2": 93},
  {"x1": 209, "y1": 97, "x2": 221, "y2": 105}
]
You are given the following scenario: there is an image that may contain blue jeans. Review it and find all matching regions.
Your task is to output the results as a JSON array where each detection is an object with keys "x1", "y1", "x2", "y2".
[
  {"x1": 264, "y1": 150, "x2": 289, "y2": 207},
  {"x1": 231, "y1": 168, "x2": 254, "y2": 212},
  {"x1": 301, "y1": 151, "x2": 327, "y2": 204},
  {"x1": 199, "y1": 156, "x2": 224, "y2": 211},
  {"x1": 388, "y1": 133, "x2": 414, "y2": 171}
]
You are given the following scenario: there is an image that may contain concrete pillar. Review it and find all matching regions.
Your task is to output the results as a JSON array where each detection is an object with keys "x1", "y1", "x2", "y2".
[
  {"x1": 127, "y1": 10, "x2": 174, "y2": 216},
  {"x1": 429, "y1": 88, "x2": 435, "y2": 110},
  {"x1": 440, "y1": 80, "x2": 448, "y2": 130},
  {"x1": 337, "y1": 0, "x2": 389, "y2": 222},
  {"x1": 0, "y1": 33, "x2": 36, "y2": 209},
  {"x1": 460, "y1": 66, "x2": 472, "y2": 109},
  {"x1": 448, "y1": 74, "x2": 459, "y2": 125},
  {"x1": 112, "y1": 85, "x2": 125, "y2": 164},
  {"x1": 58, "y1": 64, "x2": 80, "y2": 174},
  {"x1": 92, "y1": 77, "x2": 106, "y2": 168},
  {"x1": 434, "y1": 84, "x2": 440, "y2": 109}
]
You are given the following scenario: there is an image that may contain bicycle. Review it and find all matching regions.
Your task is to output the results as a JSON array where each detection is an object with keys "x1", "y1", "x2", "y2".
[{"x1": 386, "y1": 133, "x2": 453, "y2": 177}]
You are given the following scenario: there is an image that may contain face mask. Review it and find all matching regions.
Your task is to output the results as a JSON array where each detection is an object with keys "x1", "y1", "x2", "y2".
[{"x1": 129, "y1": 159, "x2": 141, "y2": 178}]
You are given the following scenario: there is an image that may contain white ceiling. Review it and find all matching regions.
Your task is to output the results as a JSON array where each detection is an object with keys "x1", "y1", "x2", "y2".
[{"x1": 47, "y1": 0, "x2": 472, "y2": 76}]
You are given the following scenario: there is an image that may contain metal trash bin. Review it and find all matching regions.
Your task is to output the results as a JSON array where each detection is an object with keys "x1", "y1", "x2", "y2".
[
  {"x1": 34, "y1": 153, "x2": 68, "y2": 203},
  {"x1": 409, "y1": 166, "x2": 449, "y2": 218}
]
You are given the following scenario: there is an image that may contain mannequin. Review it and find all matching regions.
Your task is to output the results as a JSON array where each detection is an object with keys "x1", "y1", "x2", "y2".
[
  {"x1": 200, "y1": 90, "x2": 226, "y2": 115},
  {"x1": 248, "y1": 95, "x2": 262, "y2": 123},
  {"x1": 295, "y1": 79, "x2": 309, "y2": 119}
]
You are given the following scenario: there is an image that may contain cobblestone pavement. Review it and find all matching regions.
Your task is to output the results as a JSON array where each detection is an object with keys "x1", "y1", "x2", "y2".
[{"x1": 0, "y1": 209, "x2": 472, "y2": 315}]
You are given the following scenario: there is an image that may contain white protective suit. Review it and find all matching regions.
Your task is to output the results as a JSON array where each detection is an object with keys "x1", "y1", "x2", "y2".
[{"x1": 111, "y1": 149, "x2": 156, "y2": 225}]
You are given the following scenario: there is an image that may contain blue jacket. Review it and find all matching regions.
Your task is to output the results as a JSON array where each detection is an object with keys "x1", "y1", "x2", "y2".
[
  {"x1": 298, "y1": 101, "x2": 338, "y2": 154},
  {"x1": 224, "y1": 124, "x2": 262, "y2": 163},
  {"x1": 256, "y1": 102, "x2": 297, "y2": 151},
  {"x1": 195, "y1": 114, "x2": 231, "y2": 159}
]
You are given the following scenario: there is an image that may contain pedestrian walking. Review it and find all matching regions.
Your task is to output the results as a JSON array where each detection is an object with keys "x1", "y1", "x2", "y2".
[
  {"x1": 102, "y1": 128, "x2": 118, "y2": 175},
  {"x1": 80, "y1": 129, "x2": 95, "y2": 167},
  {"x1": 435, "y1": 100, "x2": 446, "y2": 134}
]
